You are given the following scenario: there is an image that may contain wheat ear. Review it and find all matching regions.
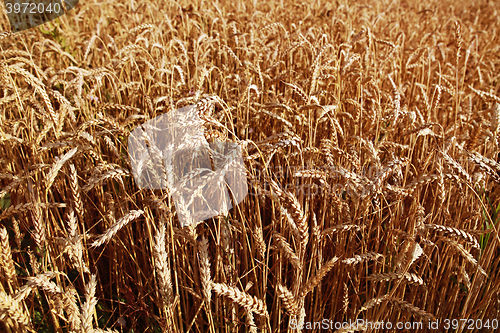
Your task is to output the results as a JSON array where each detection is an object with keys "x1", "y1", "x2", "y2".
[
  {"x1": 198, "y1": 236, "x2": 212, "y2": 304},
  {"x1": 91, "y1": 210, "x2": 144, "y2": 247},
  {"x1": 0, "y1": 290, "x2": 31, "y2": 327},
  {"x1": 211, "y1": 282, "x2": 268, "y2": 317},
  {"x1": 0, "y1": 227, "x2": 16, "y2": 287},
  {"x1": 153, "y1": 222, "x2": 174, "y2": 307},
  {"x1": 80, "y1": 274, "x2": 98, "y2": 333},
  {"x1": 299, "y1": 257, "x2": 338, "y2": 299}
]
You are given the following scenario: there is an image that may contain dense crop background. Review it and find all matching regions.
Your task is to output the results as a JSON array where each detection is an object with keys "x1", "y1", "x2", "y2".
[{"x1": 0, "y1": 0, "x2": 500, "y2": 332}]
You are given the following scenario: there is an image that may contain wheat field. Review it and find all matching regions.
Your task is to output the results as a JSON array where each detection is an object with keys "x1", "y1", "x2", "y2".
[{"x1": 0, "y1": 0, "x2": 500, "y2": 332}]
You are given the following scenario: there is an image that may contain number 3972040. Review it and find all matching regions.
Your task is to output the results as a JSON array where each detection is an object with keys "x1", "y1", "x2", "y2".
[{"x1": 5, "y1": 2, "x2": 61, "y2": 14}]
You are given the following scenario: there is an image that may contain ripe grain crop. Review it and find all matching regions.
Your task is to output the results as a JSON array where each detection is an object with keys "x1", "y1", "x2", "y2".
[{"x1": 0, "y1": 0, "x2": 500, "y2": 332}]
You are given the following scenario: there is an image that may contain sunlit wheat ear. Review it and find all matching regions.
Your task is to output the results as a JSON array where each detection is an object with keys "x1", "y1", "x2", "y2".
[
  {"x1": 65, "y1": 209, "x2": 89, "y2": 274},
  {"x1": 20, "y1": 175, "x2": 45, "y2": 251},
  {"x1": 441, "y1": 152, "x2": 472, "y2": 184},
  {"x1": 0, "y1": 290, "x2": 32, "y2": 327},
  {"x1": 368, "y1": 272, "x2": 425, "y2": 287},
  {"x1": 465, "y1": 150, "x2": 500, "y2": 183},
  {"x1": 276, "y1": 284, "x2": 298, "y2": 315},
  {"x1": 457, "y1": 264, "x2": 472, "y2": 290},
  {"x1": 91, "y1": 210, "x2": 144, "y2": 248},
  {"x1": 0, "y1": 174, "x2": 23, "y2": 200},
  {"x1": 26, "y1": 272, "x2": 63, "y2": 295},
  {"x1": 295, "y1": 302, "x2": 306, "y2": 333},
  {"x1": 60, "y1": 288, "x2": 81, "y2": 330},
  {"x1": 7, "y1": 66, "x2": 57, "y2": 130},
  {"x1": 360, "y1": 294, "x2": 390, "y2": 312},
  {"x1": 321, "y1": 224, "x2": 364, "y2": 239},
  {"x1": 27, "y1": 251, "x2": 40, "y2": 276},
  {"x1": 294, "y1": 169, "x2": 328, "y2": 188},
  {"x1": 30, "y1": 203, "x2": 46, "y2": 250},
  {"x1": 11, "y1": 218, "x2": 22, "y2": 250},
  {"x1": 222, "y1": 45, "x2": 243, "y2": 67},
  {"x1": 173, "y1": 65, "x2": 185, "y2": 84},
  {"x1": 279, "y1": 206, "x2": 301, "y2": 242},
  {"x1": 341, "y1": 252, "x2": 384, "y2": 265},
  {"x1": 0, "y1": 227, "x2": 16, "y2": 287},
  {"x1": 425, "y1": 224, "x2": 479, "y2": 250},
  {"x1": 267, "y1": 179, "x2": 308, "y2": 250},
  {"x1": 83, "y1": 167, "x2": 130, "y2": 192},
  {"x1": 489, "y1": 102, "x2": 500, "y2": 147},
  {"x1": 273, "y1": 233, "x2": 301, "y2": 270},
  {"x1": 173, "y1": 225, "x2": 198, "y2": 246},
  {"x1": 83, "y1": 35, "x2": 98, "y2": 63},
  {"x1": 406, "y1": 47, "x2": 426, "y2": 69},
  {"x1": 153, "y1": 222, "x2": 174, "y2": 307},
  {"x1": 404, "y1": 173, "x2": 440, "y2": 193},
  {"x1": 211, "y1": 282, "x2": 268, "y2": 317},
  {"x1": 219, "y1": 219, "x2": 233, "y2": 264},
  {"x1": 253, "y1": 225, "x2": 266, "y2": 259},
  {"x1": 394, "y1": 237, "x2": 420, "y2": 271},
  {"x1": 13, "y1": 285, "x2": 33, "y2": 304},
  {"x1": 80, "y1": 274, "x2": 98, "y2": 333}
]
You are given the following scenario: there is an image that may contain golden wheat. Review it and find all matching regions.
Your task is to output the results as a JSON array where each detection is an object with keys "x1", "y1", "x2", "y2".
[{"x1": 0, "y1": 0, "x2": 499, "y2": 331}]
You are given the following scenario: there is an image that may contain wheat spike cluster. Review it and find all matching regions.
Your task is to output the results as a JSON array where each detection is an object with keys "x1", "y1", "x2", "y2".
[{"x1": 0, "y1": 0, "x2": 500, "y2": 332}]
